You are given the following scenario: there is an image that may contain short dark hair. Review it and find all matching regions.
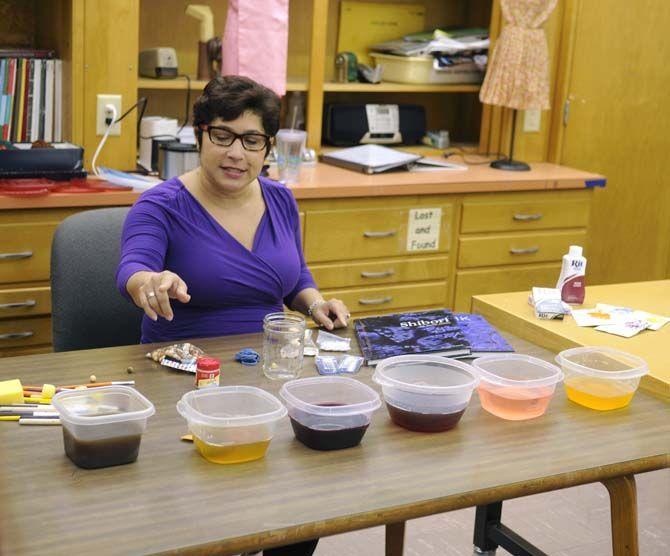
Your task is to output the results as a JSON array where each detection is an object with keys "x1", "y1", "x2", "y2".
[{"x1": 192, "y1": 75, "x2": 281, "y2": 147}]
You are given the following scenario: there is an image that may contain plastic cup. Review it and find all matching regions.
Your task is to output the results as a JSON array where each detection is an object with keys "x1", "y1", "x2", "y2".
[
  {"x1": 555, "y1": 347, "x2": 648, "y2": 410},
  {"x1": 262, "y1": 312, "x2": 306, "y2": 380},
  {"x1": 275, "y1": 129, "x2": 306, "y2": 185}
]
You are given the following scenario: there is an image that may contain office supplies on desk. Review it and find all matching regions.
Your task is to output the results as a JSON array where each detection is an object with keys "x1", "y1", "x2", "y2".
[
  {"x1": 321, "y1": 144, "x2": 465, "y2": 175},
  {"x1": 323, "y1": 104, "x2": 425, "y2": 146},
  {"x1": 139, "y1": 48, "x2": 178, "y2": 78},
  {"x1": 0, "y1": 142, "x2": 85, "y2": 179},
  {"x1": 158, "y1": 141, "x2": 199, "y2": 179},
  {"x1": 138, "y1": 116, "x2": 179, "y2": 171}
]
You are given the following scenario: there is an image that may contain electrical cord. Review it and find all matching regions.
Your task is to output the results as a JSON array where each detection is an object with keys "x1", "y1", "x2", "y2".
[
  {"x1": 177, "y1": 74, "x2": 191, "y2": 134},
  {"x1": 91, "y1": 104, "x2": 118, "y2": 176},
  {"x1": 444, "y1": 147, "x2": 509, "y2": 165}
]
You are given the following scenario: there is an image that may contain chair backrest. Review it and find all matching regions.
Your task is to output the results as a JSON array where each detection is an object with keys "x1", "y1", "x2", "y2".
[{"x1": 51, "y1": 207, "x2": 143, "y2": 352}]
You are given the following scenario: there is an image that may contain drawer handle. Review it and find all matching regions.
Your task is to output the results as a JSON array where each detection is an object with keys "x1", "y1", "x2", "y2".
[
  {"x1": 513, "y1": 213, "x2": 543, "y2": 221},
  {"x1": 0, "y1": 300, "x2": 37, "y2": 310},
  {"x1": 0, "y1": 251, "x2": 33, "y2": 260},
  {"x1": 363, "y1": 230, "x2": 396, "y2": 238},
  {"x1": 360, "y1": 270, "x2": 395, "y2": 278},
  {"x1": 510, "y1": 247, "x2": 540, "y2": 255},
  {"x1": 0, "y1": 331, "x2": 34, "y2": 340},
  {"x1": 359, "y1": 296, "x2": 393, "y2": 305}
]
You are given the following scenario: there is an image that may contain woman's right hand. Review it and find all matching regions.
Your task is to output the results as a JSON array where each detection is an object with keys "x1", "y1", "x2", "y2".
[{"x1": 126, "y1": 270, "x2": 191, "y2": 321}]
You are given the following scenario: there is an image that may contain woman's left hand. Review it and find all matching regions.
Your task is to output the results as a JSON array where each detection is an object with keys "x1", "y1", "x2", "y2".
[{"x1": 311, "y1": 298, "x2": 350, "y2": 330}]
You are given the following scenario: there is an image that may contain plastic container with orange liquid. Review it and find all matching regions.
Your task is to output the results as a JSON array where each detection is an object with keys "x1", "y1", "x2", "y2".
[
  {"x1": 555, "y1": 347, "x2": 648, "y2": 410},
  {"x1": 472, "y1": 354, "x2": 563, "y2": 420}
]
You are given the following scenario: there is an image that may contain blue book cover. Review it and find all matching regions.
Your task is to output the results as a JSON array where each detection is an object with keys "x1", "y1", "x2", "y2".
[
  {"x1": 354, "y1": 309, "x2": 471, "y2": 365},
  {"x1": 452, "y1": 313, "x2": 514, "y2": 357}
]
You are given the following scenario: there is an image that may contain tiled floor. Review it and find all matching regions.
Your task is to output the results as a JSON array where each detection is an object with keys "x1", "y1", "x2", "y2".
[{"x1": 316, "y1": 469, "x2": 669, "y2": 555}]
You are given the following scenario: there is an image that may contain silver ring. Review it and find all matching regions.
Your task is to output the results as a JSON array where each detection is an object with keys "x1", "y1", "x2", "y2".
[
  {"x1": 147, "y1": 291, "x2": 156, "y2": 298},
  {"x1": 346, "y1": 313, "x2": 351, "y2": 318}
]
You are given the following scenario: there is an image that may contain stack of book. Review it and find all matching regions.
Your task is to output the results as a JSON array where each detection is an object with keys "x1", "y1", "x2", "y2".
[
  {"x1": 0, "y1": 48, "x2": 63, "y2": 143},
  {"x1": 354, "y1": 309, "x2": 513, "y2": 365}
]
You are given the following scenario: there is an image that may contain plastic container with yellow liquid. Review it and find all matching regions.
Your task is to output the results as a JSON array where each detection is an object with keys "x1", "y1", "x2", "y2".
[
  {"x1": 555, "y1": 347, "x2": 648, "y2": 410},
  {"x1": 177, "y1": 386, "x2": 287, "y2": 464}
]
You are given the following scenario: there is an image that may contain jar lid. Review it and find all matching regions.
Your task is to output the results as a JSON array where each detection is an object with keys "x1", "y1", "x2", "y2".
[{"x1": 197, "y1": 357, "x2": 220, "y2": 371}]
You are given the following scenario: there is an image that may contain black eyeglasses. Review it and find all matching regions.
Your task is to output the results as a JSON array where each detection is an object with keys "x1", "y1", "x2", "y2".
[{"x1": 199, "y1": 124, "x2": 271, "y2": 152}]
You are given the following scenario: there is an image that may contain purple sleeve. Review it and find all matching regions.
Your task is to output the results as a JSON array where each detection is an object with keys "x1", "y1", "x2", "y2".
[
  {"x1": 283, "y1": 194, "x2": 317, "y2": 308},
  {"x1": 115, "y1": 200, "x2": 169, "y2": 301}
]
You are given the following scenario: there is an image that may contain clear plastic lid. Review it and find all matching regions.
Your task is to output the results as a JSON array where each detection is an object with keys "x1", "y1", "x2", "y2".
[
  {"x1": 555, "y1": 347, "x2": 648, "y2": 380},
  {"x1": 279, "y1": 376, "x2": 381, "y2": 417},
  {"x1": 373, "y1": 355, "x2": 479, "y2": 395},
  {"x1": 52, "y1": 386, "x2": 155, "y2": 426},
  {"x1": 176, "y1": 386, "x2": 287, "y2": 428},
  {"x1": 472, "y1": 354, "x2": 563, "y2": 387}
]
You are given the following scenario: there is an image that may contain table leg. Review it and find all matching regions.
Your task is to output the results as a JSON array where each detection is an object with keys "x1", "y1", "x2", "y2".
[
  {"x1": 385, "y1": 521, "x2": 406, "y2": 556},
  {"x1": 602, "y1": 474, "x2": 639, "y2": 556}
]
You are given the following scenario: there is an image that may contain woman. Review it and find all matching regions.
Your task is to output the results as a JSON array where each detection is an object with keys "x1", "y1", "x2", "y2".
[
  {"x1": 116, "y1": 75, "x2": 349, "y2": 343},
  {"x1": 116, "y1": 76, "x2": 349, "y2": 556}
]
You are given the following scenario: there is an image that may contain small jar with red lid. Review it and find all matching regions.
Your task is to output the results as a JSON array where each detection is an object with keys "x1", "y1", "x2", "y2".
[{"x1": 195, "y1": 357, "x2": 220, "y2": 389}]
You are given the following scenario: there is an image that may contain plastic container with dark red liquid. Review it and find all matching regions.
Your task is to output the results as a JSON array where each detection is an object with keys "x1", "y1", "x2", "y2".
[
  {"x1": 279, "y1": 376, "x2": 381, "y2": 451},
  {"x1": 373, "y1": 355, "x2": 479, "y2": 432}
]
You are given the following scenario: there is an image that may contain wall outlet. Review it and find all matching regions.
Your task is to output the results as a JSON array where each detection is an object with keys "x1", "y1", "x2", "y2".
[
  {"x1": 96, "y1": 94, "x2": 122, "y2": 136},
  {"x1": 523, "y1": 109, "x2": 542, "y2": 133}
]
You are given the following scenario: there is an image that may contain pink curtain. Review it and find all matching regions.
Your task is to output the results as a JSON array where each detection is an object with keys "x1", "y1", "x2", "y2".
[
  {"x1": 479, "y1": 0, "x2": 558, "y2": 110},
  {"x1": 221, "y1": 0, "x2": 289, "y2": 96}
]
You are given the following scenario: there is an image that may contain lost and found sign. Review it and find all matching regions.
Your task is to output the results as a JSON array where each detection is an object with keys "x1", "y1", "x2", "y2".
[{"x1": 406, "y1": 208, "x2": 441, "y2": 251}]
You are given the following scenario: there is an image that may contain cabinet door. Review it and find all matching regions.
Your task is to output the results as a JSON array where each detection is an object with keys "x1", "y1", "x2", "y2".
[
  {"x1": 304, "y1": 205, "x2": 452, "y2": 262},
  {"x1": 0, "y1": 316, "x2": 52, "y2": 348},
  {"x1": 0, "y1": 222, "x2": 59, "y2": 283},
  {"x1": 454, "y1": 264, "x2": 561, "y2": 312},
  {"x1": 458, "y1": 230, "x2": 587, "y2": 268},
  {"x1": 310, "y1": 256, "x2": 448, "y2": 289},
  {"x1": 323, "y1": 281, "x2": 448, "y2": 315},
  {"x1": 461, "y1": 195, "x2": 590, "y2": 233},
  {"x1": 0, "y1": 287, "x2": 51, "y2": 318}
]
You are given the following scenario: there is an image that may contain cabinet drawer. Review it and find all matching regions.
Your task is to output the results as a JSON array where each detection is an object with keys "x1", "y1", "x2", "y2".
[
  {"x1": 0, "y1": 316, "x2": 52, "y2": 348},
  {"x1": 304, "y1": 205, "x2": 452, "y2": 262},
  {"x1": 458, "y1": 230, "x2": 587, "y2": 268},
  {"x1": 0, "y1": 287, "x2": 51, "y2": 318},
  {"x1": 0, "y1": 222, "x2": 59, "y2": 284},
  {"x1": 461, "y1": 194, "x2": 590, "y2": 233},
  {"x1": 323, "y1": 281, "x2": 447, "y2": 315},
  {"x1": 310, "y1": 256, "x2": 448, "y2": 289},
  {"x1": 454, "y1": 264, "x2": 561, "y2": 312}
]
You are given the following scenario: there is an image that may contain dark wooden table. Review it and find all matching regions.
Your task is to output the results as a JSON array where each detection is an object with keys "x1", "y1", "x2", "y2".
[{"x1": 0, "y1": 329, "x2": 668, "y2": 556}]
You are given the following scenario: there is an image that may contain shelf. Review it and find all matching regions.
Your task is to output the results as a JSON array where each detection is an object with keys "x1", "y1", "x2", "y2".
[
  {"x1": 323, "y1": 82, "x2": 481, "y2": 93},
  {"x1": 137, "y1": 77, "x2": 308, "y2": 92}
]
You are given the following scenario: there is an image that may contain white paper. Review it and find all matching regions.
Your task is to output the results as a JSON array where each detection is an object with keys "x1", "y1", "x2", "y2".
[{"x1": 407, "y1": 208, "x2": 441, "y2": 251}]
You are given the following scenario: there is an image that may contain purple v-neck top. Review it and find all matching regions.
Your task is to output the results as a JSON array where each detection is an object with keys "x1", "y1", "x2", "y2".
[{"x1": 116, "y1": 176, "x2": 316, "y2": 343}]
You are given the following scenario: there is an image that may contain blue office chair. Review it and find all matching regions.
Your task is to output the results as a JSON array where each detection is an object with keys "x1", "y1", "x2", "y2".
[{"x1": 51, "y1": 207, "x2": 143, "y2": 352}]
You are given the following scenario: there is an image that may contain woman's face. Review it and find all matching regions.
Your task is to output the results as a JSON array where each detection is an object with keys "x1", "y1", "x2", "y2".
[{"x1": 198, "y1": 111, "x2": 268, "y2": 194}]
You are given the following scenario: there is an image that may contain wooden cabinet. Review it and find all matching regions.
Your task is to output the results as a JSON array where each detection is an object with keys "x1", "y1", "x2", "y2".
[
  {"x1": 0, "y1": 208, "x2": 79, "y2": 356},
  {"x1": 453, "y1": 190, "x2": 591, "y2": 312},
  {"x1": 301, "y1": 196, "x2": 455, "y2": 316}
]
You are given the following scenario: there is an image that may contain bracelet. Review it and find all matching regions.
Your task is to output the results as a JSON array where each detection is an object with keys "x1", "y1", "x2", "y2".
[{"x1": 307, "y1": 298, "x2": 326, "y2": 316}]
